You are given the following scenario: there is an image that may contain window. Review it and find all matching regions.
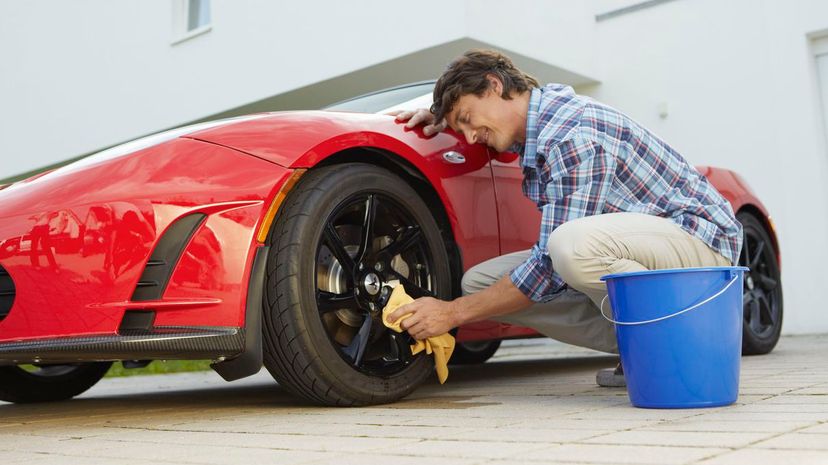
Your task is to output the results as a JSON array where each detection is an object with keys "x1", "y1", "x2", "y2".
[
  {"x1": 187, "y1": 0, "x2": 211, "y2": 31},
  {"x1": 172, "y1": 0, "x2": 212, "y2": 45},
  {"x1": 324, "y1": 82, "x2": 436, "y2": 114}
]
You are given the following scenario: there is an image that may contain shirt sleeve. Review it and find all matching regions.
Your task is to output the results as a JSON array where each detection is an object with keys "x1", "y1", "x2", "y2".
[{"x1": 510, "y1": 136, "x2": 617, "y2": 302}]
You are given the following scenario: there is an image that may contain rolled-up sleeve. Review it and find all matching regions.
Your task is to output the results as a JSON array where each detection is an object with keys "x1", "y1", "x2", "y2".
[{"x1": 510, "y1": 136, "x2": 616, "y2": 302}]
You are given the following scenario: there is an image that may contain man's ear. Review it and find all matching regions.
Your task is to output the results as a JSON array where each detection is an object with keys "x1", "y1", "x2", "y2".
[{"x1": 486, "y1": 74, "x2": 504, "y2": 97}]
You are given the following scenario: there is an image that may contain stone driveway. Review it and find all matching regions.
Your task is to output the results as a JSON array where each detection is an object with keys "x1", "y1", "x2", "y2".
[{"x1": 0, "y1": 335, "x2": 826, "y2": 465}]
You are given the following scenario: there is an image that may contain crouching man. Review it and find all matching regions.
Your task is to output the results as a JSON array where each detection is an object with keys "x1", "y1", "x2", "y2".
[{"x1": 388, "y1": 50, "x2": 742, "y2": 386}]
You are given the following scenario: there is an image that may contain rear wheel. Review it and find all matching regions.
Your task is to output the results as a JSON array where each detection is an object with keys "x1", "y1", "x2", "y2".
[
  {"x1": 0, "y1": 362, "x2": 112, "y2": 403},
  {"x1": 262, "y1": 164, "x2": 452, "y2": 406},
  {"x1": 738, "y1": 212, "x2": 783, "y2": 355}
]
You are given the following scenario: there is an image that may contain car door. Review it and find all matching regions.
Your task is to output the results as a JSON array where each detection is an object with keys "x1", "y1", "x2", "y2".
[{"x1": 489, "y1": 149, "x2": 541, "y2": 254}]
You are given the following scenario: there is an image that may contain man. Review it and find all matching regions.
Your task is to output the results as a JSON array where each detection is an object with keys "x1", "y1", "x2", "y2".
[{"x1": 388, "y1": 50, "x2": 742, "y2": 386}]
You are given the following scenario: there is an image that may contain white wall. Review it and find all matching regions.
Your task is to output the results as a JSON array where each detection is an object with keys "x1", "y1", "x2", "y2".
[
  {"x1": 2, "y1": 0, "x2": 827, "y2": 334},
  {"x1": 0, "y1": 0, "x2": 467, "y2": 176}
]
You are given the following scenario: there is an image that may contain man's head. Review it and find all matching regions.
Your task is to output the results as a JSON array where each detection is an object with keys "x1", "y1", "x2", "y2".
[{"x1": 431, "y1": 50, "x2": 539, "y2": 152}]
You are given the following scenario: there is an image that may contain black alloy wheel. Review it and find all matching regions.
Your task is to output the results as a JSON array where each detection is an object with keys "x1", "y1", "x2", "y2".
[
  {"x1": 262, "y1": 164, "x2": 452, "y2": 406},
  {"x1": 738, "y1": 212, "x2": 783, "y2": 355},
  {"x1": 316, "y1": 191, "x2": 437, "y2": 375},
  {"x1": 0, "y1": 362, "x2": 112, "y2": 403}
]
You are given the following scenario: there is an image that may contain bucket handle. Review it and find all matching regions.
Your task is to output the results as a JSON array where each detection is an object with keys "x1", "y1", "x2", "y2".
[{"x1": 599, "y1": 273, "x2": 740, "y2": 326}]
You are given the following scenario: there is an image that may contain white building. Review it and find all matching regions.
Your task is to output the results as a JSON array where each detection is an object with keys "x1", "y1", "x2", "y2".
[{"x1": 2, "y1": 0, "x2": 827, "y2": 334}]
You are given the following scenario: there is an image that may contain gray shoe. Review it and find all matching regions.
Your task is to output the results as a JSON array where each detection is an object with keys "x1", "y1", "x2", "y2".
[{"x1": 596, "y1": 363, "x2": 626, "y2": 387}]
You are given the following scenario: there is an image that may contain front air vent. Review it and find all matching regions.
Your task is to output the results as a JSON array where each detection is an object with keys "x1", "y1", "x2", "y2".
[
  {"x1": 0, "y1": 265, "x2": 15, "y2": 322},
  {"x1": 131, "y1": 213, "x2": 206, "y2": 301}
]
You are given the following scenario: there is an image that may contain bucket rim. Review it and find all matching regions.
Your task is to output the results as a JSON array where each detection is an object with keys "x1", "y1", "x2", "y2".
[{"x1": 600, "y1": 266, "x2": 749, "y2": 282}]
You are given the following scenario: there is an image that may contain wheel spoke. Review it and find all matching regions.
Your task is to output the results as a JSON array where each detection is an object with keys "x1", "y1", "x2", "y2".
[
  {"x1": 757, "y1": 294, "x2": 776, "y2": 326},
  {"x1": 386, "y1": 269, "x2": 434, "y2": 299},
  {"x1": 741, "y1": 235, "x2": 751, "y2": 267},
  {"x1": 317, "y1": 290, "x2": 357, "y2": 314},
  {"x1": 748, "y1": 299, "x2": 762, "y2": 333},
  {"x1": 755, "y1": 272, "x2": 778, "y2": 291},
  {"x1": 378, "y1": 226, "x2": 424, "y2": 260},
  {"x1": 749, "y1": 240, "x2": 765, "y2": 269},
  {"x1": 356, "y1": 194, "x2": 378, "y2": 263},
  {"x1": 323, "y1": 223, "x2": 356, "y2": 274},
  {"x1": 389, "y1": 332, "x2": 412, "y2": 364},
  {"x1": 342, "y1": 313, "x2": 372, "y2": 366}
]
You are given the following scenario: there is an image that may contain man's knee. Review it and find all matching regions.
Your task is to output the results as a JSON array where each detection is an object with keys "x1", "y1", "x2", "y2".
[
  {"x1": 547, "y1": 221, "x2": 583, "y2": 285},
  {"x1": 461, "y1": 265, "x2": 490, "y2": 296}
]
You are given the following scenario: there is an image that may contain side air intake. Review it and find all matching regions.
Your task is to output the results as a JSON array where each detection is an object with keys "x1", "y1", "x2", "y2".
[
  {"x1": 131, "y1": 213, "x2": 206, "y2": 301},
  {"x1": 0, "y1": 264, "x2": 14, "y2": 322}
]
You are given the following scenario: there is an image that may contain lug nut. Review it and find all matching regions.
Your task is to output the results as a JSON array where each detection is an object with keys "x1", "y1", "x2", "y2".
[
  {"x1": 374, "y1": 262, "x2": 384, "y2": 271},
  {"x1": 369, "y1": 303, "x2": 376, "y2": 311}
]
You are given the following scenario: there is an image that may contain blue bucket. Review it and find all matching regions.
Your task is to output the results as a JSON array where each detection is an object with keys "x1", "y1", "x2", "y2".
[{"x1": 600, "y1": 266, "x2": 748, "y2": 409}]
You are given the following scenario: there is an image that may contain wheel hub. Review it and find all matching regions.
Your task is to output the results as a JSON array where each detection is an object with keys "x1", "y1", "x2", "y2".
[{"x1": 362, "y1": 272, "x2": 382, "y2": 296}]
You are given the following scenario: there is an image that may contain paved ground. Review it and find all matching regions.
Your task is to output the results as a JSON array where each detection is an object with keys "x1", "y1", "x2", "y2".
[{"x1": 0, "y1": 335, "x2": 826, "y2": 465}]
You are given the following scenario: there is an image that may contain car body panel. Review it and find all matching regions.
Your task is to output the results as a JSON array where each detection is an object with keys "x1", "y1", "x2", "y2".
[
  {"x1": 190, "y1": 111, "x2": 502, "y2": 270},
  {"x1": 0, "y1": 138, "x2": 288, "y2": 341}
]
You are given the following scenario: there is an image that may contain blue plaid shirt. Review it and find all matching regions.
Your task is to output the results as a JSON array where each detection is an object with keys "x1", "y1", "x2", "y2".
[{"x1": 510, "y1": 84, "x2": 743, "y2": 302}]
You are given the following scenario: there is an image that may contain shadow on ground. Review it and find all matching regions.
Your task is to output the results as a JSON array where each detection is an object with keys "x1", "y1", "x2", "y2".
[{"x1": 0, "y1": 354, "x2": 619, "y2": 422}]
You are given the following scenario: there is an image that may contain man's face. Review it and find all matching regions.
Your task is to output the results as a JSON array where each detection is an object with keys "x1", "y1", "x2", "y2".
[{"x1": 445, "y1": 79, "x2": 523, "y2": 153}]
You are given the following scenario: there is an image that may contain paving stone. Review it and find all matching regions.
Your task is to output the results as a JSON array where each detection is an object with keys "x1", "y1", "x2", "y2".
[
  {"x1": 94, "y1": 429, "x2": 421, "y2": 454},
  {"x1": 751, "y1": 432, "x2": 828, "y2": 450},
  {"x1": 635, "y1": 419, "x2": 815, "y2": 433},
  {"x1": 441, "y1": 426, "x2": 606, "y2": 443},
  {"x1": 800, "y1": 423, "x2": 828, "y2": 434},
  {"x1": 385, "y1": 439, "x2": 550, "y2": 459},
  {"x1": 579, "y1": 430, "x2": 774, "y2": 448},
  {"x1": 696, "y1": 448, "x2": 828, "y2": 465},
  {"x1": 515, "y1": 443, "x2": 727, "y2": 464},
  {"x1": 303, "y1": 453, "x2": 485, "y2": 465}
]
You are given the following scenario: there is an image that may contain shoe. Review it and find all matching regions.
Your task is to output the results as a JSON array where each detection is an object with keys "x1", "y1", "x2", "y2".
[{"x1": 596, "y1": 362, "x2": 626, "y2": 387}]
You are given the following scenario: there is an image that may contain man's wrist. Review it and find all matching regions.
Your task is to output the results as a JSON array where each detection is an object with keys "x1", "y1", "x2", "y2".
[{"x1": 448, "y1": 297, "x2": 466, "y2": 328}]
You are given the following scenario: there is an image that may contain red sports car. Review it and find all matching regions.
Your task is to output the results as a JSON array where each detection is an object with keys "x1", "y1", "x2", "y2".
[{"x1": 0, "y1": 82, "x2": 782, "y2": 405}]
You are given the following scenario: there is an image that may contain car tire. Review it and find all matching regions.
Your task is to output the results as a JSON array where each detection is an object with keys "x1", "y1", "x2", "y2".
[
  {"x1": 262, "y1": 164, "x2": 452, "y2": 406},
  {"x1": 738, "y1": 212, "x2": 783, "y2": 355},
  {"x1": 449, "y1": 340, "x2": 501, "y2": 365},
  {"x1": 0, "y1": 362, "x2": 112, "y2": 403}
]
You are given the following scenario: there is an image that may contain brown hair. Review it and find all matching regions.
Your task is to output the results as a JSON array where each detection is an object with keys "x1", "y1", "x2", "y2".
[{"x1": 430, "y1": 49, "x2": 539, "y2": 123}]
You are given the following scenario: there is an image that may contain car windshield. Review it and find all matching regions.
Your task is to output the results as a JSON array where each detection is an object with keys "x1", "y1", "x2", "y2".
[{"x1": 324, "y1": 82, "x2": 435, "y2": 114}]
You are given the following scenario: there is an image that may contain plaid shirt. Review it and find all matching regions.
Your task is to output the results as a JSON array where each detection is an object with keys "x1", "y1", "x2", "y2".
[{"x1": 510, "y1": 84, "x2": 743, "y2": 302}]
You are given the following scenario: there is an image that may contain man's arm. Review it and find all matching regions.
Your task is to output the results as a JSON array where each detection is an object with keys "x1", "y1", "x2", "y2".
[{"x1": 387, "y1": 275, "x2": 532, "y2": 340}]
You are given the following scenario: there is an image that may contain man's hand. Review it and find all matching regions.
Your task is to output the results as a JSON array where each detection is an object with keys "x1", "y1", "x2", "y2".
[
  {"x1": 387, "y1": 108, "x2": 447, "y2": 136},
  {"x1": 387, "y1": 297, "x2": 458, "y2": 340}
]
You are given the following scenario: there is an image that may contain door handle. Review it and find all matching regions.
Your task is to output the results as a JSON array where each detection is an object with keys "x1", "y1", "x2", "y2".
[{"x1": 442, "y1": 151, "x2": 466, "y2": 164}]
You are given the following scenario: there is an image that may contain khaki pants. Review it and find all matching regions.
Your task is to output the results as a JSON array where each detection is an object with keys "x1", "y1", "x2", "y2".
[{"x1": 460, "y1": 212, "x2": 731, "y2": 354}]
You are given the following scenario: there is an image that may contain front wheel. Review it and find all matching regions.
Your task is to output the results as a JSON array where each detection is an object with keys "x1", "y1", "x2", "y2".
[
  {"x1": 262, "y1": 164, "x2": 452, "y2": 406},
  {"x1": 0, "y1": 362, "x2": 112, "y2": 403}
]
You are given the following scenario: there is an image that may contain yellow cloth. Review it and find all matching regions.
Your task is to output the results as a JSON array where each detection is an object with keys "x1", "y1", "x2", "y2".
[{"x1": 381, "y1": 285, "x2": 455, "y2": 384}]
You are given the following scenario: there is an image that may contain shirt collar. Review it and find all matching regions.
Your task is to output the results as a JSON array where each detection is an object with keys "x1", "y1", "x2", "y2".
[{"x1": 520, "y1": 87, "x2": 543, "y2": 166}]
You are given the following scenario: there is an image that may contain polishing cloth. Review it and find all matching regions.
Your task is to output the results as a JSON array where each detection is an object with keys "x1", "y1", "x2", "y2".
[{"x1": 382, "y1": 285, "x2": 455, "y2": 384}]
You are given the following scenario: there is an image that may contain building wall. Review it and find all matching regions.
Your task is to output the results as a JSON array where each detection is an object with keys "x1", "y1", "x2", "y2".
[{"x1": 2, "y1": 0, "x2": 827, "y2": 333}]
